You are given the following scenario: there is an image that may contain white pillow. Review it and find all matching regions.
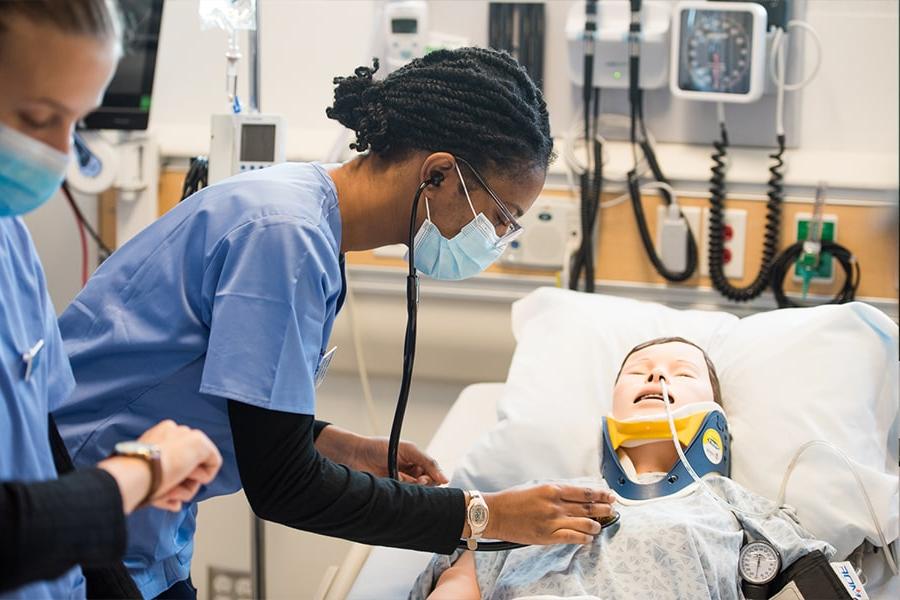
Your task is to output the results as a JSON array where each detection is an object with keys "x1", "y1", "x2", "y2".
[{"x1": 452, "y1": 287, "x2": 899, "y2": 560}]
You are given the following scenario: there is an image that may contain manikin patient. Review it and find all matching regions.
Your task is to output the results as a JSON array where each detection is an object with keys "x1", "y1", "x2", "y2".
[{"x1": 411, "y1": 337, "x2": 843, "y2": 600}]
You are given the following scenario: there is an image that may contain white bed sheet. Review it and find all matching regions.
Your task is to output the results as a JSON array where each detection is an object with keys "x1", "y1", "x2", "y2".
[{"x1": 340, "y1": 383, "x2": 898, "y2": 600}]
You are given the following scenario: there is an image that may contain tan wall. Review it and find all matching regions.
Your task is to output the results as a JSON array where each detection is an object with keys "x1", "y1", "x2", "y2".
[{"x1": 150, "y1": 169, "x2": 899, "y2": 301}]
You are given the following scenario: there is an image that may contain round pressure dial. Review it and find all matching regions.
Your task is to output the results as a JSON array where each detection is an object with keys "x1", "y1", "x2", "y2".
[
  {"x1": 685, "y1": 13, "x2": 752, "y2": 93},
  {"x1": 738, "y1": 540, "x2": 781, "y2": 584}
]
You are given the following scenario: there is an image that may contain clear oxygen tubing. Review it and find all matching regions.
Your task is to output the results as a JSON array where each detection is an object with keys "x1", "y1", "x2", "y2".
[{"x1": 659, "y1": 378, "x2": 898, "y2": 575}]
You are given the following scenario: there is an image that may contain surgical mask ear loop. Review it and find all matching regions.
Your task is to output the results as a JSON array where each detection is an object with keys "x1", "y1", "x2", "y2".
[{"x1": 454, "y1": 161, "x2": 478, "y2": 219}]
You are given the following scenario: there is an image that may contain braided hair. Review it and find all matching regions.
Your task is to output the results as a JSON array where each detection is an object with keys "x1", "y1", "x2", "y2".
[{"x1": 326, "y1": 48, "x2": 553, "y2": 174}]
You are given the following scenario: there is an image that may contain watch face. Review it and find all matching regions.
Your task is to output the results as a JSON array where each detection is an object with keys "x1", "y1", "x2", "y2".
[
  {"x1": 469, "y1": 504, "x2": 488, "y2": 527},
  {"x1": 115, "y1": 441, "x2": 159, "y2": 458},
  {"x1": 739, "y1": 541, "x2": 780, "y2": 584}
]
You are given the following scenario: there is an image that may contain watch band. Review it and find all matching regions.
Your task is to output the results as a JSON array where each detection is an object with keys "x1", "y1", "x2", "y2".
[
  {"x1": 114, "y1": 442, "x2": 162, "y2": 509},
  {"x1": 465, "y1": 490, "x2": 489, "y2": 551}
]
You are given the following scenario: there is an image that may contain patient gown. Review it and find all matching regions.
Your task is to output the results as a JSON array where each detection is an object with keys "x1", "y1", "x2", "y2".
[{"x1": 409, "y1": 475, "x2": 833, "y2": 600}]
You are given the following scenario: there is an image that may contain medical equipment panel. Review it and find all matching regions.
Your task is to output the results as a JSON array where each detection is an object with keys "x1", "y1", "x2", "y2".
[
  {"x1": 670, "y1": 1, "x2": 768, "y2": 103},
  {"x1": 384, "y1": 1, "x2": 428, "y2": 73},
  {"x1": 82, "y1": 0, "x2": 164, "y2": 130},
  {"x1": 565, "y1": 0, "x2": 671, "y2": 90},
  {"x1": 499, "y1": 197, "x2": 579, "y2": 270},
  {"x1": 208, "y1": 114, "x2": 285, "y2": 184}
]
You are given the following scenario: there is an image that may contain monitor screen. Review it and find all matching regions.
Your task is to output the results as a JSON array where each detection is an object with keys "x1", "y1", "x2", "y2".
[
  {"x1": 240, "y1": 124, "x2": 276, "y2": 162},
  {"x1": 391, "y1": 18, "x2": 418, "y2": 34},
  {"x1": 82, "y1": 0, "x2": 164, "y2": 130}
]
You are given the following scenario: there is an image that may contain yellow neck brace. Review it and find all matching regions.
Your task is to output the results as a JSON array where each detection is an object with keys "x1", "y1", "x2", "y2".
[{"x1": 606, "y1": 403, "x2": 722, "y2": 450}]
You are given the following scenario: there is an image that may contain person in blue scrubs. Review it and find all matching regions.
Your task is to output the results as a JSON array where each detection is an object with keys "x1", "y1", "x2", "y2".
[
  {"x1": 0, "y1": 2, "x2": 223, "y2": 598},
  {"x1": 54, "y1": 48, "x2": 618, "y2": 599}
]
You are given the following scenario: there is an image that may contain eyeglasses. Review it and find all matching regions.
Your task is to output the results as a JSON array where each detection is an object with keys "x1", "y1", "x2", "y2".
[{"x1": 456, "y1": 157, "x2": 524, "y2": 246}]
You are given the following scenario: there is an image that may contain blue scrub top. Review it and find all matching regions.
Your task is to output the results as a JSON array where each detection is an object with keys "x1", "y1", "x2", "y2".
[
  {"x1": 1, "y1": 217, "x2": 83, "y2": 599},
  {"x1": 53, "y1": 162, "x2": 345, "y2": 598}
]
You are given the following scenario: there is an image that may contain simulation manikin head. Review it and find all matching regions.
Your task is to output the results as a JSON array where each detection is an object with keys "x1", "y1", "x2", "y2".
[{"x1": 612, "y1": 337, "x2": 722, "y2": 421}]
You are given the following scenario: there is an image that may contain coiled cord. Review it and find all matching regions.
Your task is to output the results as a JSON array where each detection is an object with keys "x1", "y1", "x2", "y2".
[
  {"x1": 707, "y1": 125, "x2": 785, "y2": 302},
  {"x1": 770, "y1": 240, "x2": 860, "y2": 308}
]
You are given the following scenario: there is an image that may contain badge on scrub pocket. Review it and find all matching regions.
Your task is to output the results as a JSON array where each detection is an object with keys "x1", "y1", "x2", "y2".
[{"x1": 314, "y1": 347, "x2": 337, "y2": 389}]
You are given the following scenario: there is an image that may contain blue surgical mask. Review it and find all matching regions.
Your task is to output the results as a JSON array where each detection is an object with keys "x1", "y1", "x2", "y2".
[
  {"x1": 0, "y1": 123, "x2": 70, "y2": 217},
  {"x1": 407, "y1": 162, "x2": 506, "y2": 280}
]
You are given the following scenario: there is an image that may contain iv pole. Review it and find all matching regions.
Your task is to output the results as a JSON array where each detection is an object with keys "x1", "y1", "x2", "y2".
[{"x1": 248, "y1": 3, "x2": 265, "y2": 597}]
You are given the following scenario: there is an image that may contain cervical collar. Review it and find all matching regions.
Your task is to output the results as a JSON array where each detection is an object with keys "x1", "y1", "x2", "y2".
[{"x1": 601, "y1": 404, "x2": 731, "y2": 500}]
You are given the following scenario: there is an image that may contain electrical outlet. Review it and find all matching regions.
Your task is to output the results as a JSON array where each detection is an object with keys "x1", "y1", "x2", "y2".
[
  {"x1": 793, "y1": 213, "x2": 838, "y2": 283},
  {"x1": 655, "y1": 205, "x2": 702, "y2": 273},
  {"x1": 700, "y1": 208, "x2": 747, "y2": 279},
  {"x1": 208, "y1": 567, "x2": 252, "y2": 600}
]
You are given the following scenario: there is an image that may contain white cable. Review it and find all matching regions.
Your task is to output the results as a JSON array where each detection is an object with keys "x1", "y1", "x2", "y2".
[
  {"x1": 661, "y1": 379, "x2": 776, "y2": 519},
  {"x1": 769, "y1": 21, "x2": 823, "y2": 137},
  {"x1": 640, "y1": 181, "x2": 679, "y2": 208},
  {"x1": 342, "y1": 273, "x2": 381, "y2": 436},
  {"x1": 716, "y1": 102, "x2": 726, "y2": 127},
  {"x1": 769, "y1": 21, "x2": 823, "y2": 92},
  {"x1": 660, "y1": 379, "x2": 899, "y2": 574},
  {"x1": 775, "y1": 440, "x2": 899, "y2": 576}
]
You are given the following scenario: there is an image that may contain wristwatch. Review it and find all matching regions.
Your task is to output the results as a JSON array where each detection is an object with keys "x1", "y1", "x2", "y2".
[
  {"x1": 465, "y1": 490, "x2": 489, "y2": 550},
  {"x1": 113, "y1": 441, "x2": 162, "y2": 508}
]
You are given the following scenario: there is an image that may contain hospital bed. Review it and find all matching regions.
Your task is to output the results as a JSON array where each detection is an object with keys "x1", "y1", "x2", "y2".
[{"x1": 319, "y1": 289, "x2": 900, "y2": 600}]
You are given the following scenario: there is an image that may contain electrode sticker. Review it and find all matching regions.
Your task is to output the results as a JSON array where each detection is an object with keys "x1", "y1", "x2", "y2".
[{"x1": 702, "y1": 429, "x2": 723, "y2": 464}]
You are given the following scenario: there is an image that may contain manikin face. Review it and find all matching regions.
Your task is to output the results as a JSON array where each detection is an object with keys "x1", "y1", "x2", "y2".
[{"x1": 611, "y1": 341, "x2": 715, "y2": 420}]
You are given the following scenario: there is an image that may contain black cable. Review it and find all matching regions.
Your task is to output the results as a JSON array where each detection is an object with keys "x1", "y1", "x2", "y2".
[
  {"x1": 180, "y1": 156, "x2": 208, "y2": 202},
  {"x1": 388, "y1": 176, "x2": 525, "y2": 552},
  {"x1": 61, "y1": 181, "x2": 112, "y2": 259},
  {"x1": 770, "y1": 240, "x2": 859, "y2": 308},
  {"x1": 568, "y1": 1, "x2": 603, "y2": 293},
  {"x1": 625, "y1": 0, "x2": 697, "y2": 282},
  {"x1": 707, "y1": 124, "x2": 785, "y2": 302}
]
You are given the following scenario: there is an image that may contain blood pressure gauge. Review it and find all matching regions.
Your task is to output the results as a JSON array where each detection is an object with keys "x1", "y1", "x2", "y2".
[
  {"x1": 739, "y1": 540, "x2": 781, "y2": 585},
  {"x1": 670, "y1": 1, "x2": 768, "y2": 103}
]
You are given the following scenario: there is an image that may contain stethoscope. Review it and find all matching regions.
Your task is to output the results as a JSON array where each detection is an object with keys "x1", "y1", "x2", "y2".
[{"x1": 386, "y1": 172, "x2": 620, "y2": 552}]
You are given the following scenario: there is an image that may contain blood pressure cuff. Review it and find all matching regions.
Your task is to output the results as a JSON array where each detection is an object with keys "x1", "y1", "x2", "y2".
[{"x1": 770, "y1": 550, "x2": 852, "y2": 599}]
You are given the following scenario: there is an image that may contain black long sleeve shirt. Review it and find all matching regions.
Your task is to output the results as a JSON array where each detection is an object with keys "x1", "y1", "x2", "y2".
[
  {"x1": 228, "y1": 400, "x2": 465, "y2": 554},
  {"x1": 0, "y1": 468, "x2": 127, "y2": 593}
]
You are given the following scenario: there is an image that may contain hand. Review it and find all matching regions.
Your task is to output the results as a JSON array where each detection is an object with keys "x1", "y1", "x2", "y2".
[
  {"x1": 350, "y1": 436, "x2": 449, "y2": 486},
  {"x1": 479, "y1": 483, "x2": 617, "y2": 546},
  {"x1": 138, "y1": 420, "x2": 223, "y2": 511}
]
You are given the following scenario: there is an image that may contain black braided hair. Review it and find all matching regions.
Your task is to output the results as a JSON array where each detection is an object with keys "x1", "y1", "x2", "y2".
[{"x1": 326, "y1": 48, "x2": 553, "y2": 174}]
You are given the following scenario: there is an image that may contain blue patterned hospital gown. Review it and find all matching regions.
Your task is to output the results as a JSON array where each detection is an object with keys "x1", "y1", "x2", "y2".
[{"x1": 410, "y1": 476, "x2": 832, "y2": 600}]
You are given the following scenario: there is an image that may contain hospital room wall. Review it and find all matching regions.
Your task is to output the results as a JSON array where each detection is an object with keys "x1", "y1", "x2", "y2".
[{"x1": 24, "y1": 0, "x2": 899, "y2": 314}]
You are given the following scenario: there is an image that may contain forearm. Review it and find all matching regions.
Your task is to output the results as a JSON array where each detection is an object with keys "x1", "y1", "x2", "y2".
[
  {"x1": 313, "y1": 423, "x2": 359, "y2": 465},
  {"x1": 428, "y1": 552, "x2": 480, "y2": 600},
  {"x1": 228, "y1": 400, "x2": 465, "y2": 554},
  {"x1": 96, "y1": 456, "x2": 152, "y2": 514},
  {"x1": 0, "y1": 469, "x2": 127, "y2": 593}
]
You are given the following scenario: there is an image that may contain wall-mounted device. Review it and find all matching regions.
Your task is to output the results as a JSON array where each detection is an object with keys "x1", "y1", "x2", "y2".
[
  {"x1": 208, "y1": 113, "x2": 286, "y2": 184},
  {"x1": 670, "y1": 1, "x2": 768, "y2": 103},
  {"x1": 499, "y1": 198, "x2": 578, "y2": 270},
  {"x1": 82, "y1": 0, "x2": 164, "y2": 130},
  {"x1": 565, "y1": 0, "x2": 671, "y2": 89},
  {"x1": 384, "y1": 0, "x2": 428, "y2": 73}
]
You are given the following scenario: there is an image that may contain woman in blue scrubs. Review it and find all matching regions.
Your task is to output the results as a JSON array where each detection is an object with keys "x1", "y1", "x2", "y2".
[
  {"x1": 0, "y1": 2, "x2": 223, "y2": 598},
  {"x1": 53, "y1": 48, "x2": 617, "y2": 598}
]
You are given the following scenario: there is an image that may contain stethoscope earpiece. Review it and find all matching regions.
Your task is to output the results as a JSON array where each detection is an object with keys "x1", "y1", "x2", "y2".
[{"x1": 428, "y1": 171, "x2": 444, "y2": 187}]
